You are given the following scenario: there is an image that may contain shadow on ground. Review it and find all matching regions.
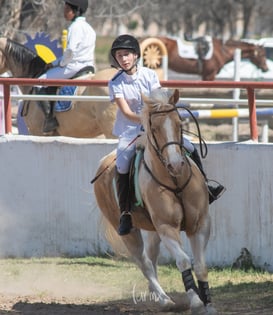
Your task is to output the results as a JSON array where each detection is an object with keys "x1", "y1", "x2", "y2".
[
  {"x1": 1, "y1": 282, "x2": 273, "y2": 315},
  {"x1": 0, "y1": 293, "x2": 190, "y2": 315}
]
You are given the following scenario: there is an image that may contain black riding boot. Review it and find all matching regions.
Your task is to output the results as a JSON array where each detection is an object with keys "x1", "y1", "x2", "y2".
[
  {"x1": 116, "y1": 171, "x2": 133, "y2": 236},
  {"x1": 191, "y1": 148, "x2": 225, "y2": 204},
  {"x1": 34, "y1": 87, "x2": 59, "y2": 133}
]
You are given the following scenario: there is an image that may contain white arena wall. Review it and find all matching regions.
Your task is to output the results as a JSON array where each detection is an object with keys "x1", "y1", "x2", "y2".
[{"x1": 0, "y1": 135, "x2": 272, "y2": 271}]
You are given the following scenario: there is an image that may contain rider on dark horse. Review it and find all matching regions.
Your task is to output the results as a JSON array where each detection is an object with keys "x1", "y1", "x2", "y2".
[{"x1": 35, "y1": 0, "x2": 96, "y2": 134}]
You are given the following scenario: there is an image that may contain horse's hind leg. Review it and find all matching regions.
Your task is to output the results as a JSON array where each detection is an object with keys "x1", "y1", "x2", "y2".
[
  {"x1": 145, "y1": 231, "x2": 161, "y2": 278},
  {"x1": 123, "y1": 229, "x2": 175, "y2": 309}
]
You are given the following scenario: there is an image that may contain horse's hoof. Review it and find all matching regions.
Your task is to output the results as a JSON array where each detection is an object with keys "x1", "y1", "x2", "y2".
[
  {"x1": 191, "y1": 304, "x2": 218, "y2": 315},
  {"x1": 191, "y1": 305, "x2": 207, "y2": 315},
  {"x1": 206, "y1": 304, "x2": 218, "y2": 315},
  {"x1": 187, "y1": 289, "x2": 205, "y2": 315},
  {"x1": 160, "y1": 298, "x2": 176, "y2": 311}
]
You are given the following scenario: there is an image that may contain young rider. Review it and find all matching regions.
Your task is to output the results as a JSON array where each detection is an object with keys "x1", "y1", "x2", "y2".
[
  {"x1": 108, "y1": 34, "x2": 225, "y2": 236},
  {"x1": 36, "y1": 0, "x2": 96, "y2": 133}
]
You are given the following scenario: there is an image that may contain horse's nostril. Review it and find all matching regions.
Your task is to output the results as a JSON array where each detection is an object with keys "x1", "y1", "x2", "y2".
[{"x1": 167, "y1": 163, "x2": 173, "y2": 172}]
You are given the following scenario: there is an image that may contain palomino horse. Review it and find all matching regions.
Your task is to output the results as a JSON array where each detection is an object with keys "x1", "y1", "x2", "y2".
[
  {"x1": 155, "y1": 36, "x2": 268, "y2": 80},
  {"x1": 93, "y1": 89, "x2": 216, "y2": 314},
  {"x1": 0, "y1": 36, "x2": 117, "y2": 138}
]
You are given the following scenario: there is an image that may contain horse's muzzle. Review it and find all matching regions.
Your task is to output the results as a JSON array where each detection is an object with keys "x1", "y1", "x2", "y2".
[{"x1": 166, "y1": 157, "x2": 185, "y2": 177}]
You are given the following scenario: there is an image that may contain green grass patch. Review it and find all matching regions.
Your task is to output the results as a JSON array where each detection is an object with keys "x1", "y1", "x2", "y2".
[{"x1": 95, "y1": 36, "x2": 115, "y2": 69}]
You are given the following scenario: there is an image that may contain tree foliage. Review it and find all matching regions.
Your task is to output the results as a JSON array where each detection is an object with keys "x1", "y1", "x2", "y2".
[{"x1": 0, "y1": 0, "x2": 273, "y2": 43}]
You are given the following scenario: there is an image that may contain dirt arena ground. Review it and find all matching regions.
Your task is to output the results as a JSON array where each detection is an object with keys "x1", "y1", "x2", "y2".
[
  {"x1": 0, "y1": 257, "x2": 273, "y2": 315},
  {"x1": 0, "y1": 268, "x2": 190, "y2": 315},
  {"x1": 1, "y1": 283, "x2": 273, "y2": 315},
  {"x1": 0, "y1": 294, "x2": 190, "y2": 315}
]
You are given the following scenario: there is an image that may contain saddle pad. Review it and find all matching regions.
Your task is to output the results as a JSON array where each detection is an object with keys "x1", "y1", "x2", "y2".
[
  {"x1": 54, "y1": 85, "x2": 77, "y2": 112},
  {"x1": 133, "y1": 149, "x2": 144, "y2": 207},
  {"x1": 112, "y1": 149, "x2": 144, "y2": 209},
  {"x1": 176, "y1": 37, "x2": 214, "y2": 60},
  {"x1": 176, "y1": 38, "x2": 198, "y2": 59}
]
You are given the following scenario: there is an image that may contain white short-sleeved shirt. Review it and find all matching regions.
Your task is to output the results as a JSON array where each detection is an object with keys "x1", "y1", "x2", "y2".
[
  {"x1": 49, "y1": 16, "x2": 96, "y2": 77},
  {"x1": 108, "y1": 66, "x2": 161, "y2": 137},
  {"x1": 65, "y1": 16, "x2": 96, "y2": 67}
]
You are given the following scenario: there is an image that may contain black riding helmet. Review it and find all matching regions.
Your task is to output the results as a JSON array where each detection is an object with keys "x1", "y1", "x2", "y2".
[
  {"x1": 64, "y1": 0, "x2": 88, "y2": 14},
  {"x1": 111, "y1": 34, "x2": 141, "y2": 60}
]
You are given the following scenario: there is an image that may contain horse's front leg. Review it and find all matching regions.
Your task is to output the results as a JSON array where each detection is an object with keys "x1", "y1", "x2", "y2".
[
  {"x1": 122, "y1": 228, "x2": 175, "y2": 309},
  {"x1": 189, "y1": 216, "x2": 217, "y2": 315},
  {"x1": 157, "y1": 229, "x2": 206, "y2": 314}
]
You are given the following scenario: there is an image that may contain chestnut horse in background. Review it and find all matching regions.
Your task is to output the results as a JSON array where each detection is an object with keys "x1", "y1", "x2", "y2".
[
  {"x1": 94, "y1": 89, "x2": 216, "y2": 314},
  {"x1": 156, "y1": 36, "x2": 268, "y2": 80}
]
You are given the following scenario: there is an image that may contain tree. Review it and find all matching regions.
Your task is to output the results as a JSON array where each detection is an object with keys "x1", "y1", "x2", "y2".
[{"x1": 1, "y1": 0, "x2": 273, "y2": 43}]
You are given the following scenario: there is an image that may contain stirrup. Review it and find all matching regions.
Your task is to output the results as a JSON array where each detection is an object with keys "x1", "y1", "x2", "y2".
[
  {"x1": 118, "y1": 211, "x2": 133, "y2": 236},
  {"x1": 43, "y1": 117, "x2": 59, "y2": 133},
  {"x1": 207, "y1": 180, "x2": 226, "y2": 204}
]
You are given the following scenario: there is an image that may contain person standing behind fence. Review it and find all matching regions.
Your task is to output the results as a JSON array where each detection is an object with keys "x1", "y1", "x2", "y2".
[{"x1": 35, "y1": 0, "x2": 96, "y2": 134}]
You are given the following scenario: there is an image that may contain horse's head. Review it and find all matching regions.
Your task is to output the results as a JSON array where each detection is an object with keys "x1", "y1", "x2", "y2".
[
  {"x1": 249, "y1": 45, "x2": 269, "y2": 72},
  {"x1": 226, "y1": 40, "x2": 269, "y2": 72},
  {"x1": 1, "y1": 37, "x2": 47, "y2": 78},
  {"x1": 141, "y1": 88, "x2": 185, "y2": 176}
]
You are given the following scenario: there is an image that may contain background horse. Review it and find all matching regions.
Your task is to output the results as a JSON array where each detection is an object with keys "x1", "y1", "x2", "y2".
[
  {"x1": 94, "y1": 89, "x2": 216, "y2": 314},
  {"x1": 156, "y1": 36, "x2": 268, "y2": 80},
  {"x1": 0, "y1": 37, "x2": 117, "y2": 138}
]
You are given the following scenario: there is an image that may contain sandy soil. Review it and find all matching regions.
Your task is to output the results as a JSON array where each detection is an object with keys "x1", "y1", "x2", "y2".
[
  {"x1": 0, "y1": 268, "x2": 190, "y2": 315},
  {"x1": 0, "y1": 262, "x2": 272, "y2": 315}
]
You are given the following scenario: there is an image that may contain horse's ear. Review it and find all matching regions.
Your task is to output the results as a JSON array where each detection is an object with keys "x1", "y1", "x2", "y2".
[{"x1": 169, "y1": 89, "x2": 180, "y2": 105}]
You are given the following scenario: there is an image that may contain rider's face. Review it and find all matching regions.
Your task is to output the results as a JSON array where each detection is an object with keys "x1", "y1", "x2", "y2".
[
  {"x1": 115, "y1": 49, "x2": 138, "y2": 73},
  {"x1": 64, "y1": 3, "x2": 75, "y2": 21}
]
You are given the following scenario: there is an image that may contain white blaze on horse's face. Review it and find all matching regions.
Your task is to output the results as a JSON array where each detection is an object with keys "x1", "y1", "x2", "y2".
[{"x1": 159, "y1": 113, "x2": 184, "y2": 176}]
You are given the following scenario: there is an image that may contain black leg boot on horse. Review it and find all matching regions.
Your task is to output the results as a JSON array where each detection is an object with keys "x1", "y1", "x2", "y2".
[
  {"x1": 191, "y1": 148, "x2": 225, "y2": 204},
  {"x1": 116, "y1": 170, "x2": 133, "y2": 236},
  {"x1": 34, "y1": 87, "x2": 59, "y2": 134}
]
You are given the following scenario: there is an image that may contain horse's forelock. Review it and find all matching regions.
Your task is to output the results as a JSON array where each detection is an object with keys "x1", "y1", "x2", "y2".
[
  {"x1": 142, "y1": 88, "x2": 174, "y2": 112},
  {"x1": 141, "y1": 89, "x2": 176, "y2": 128},
  {"x1": 149, "y1": 88, "x2": 171, "y2": 104}
]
